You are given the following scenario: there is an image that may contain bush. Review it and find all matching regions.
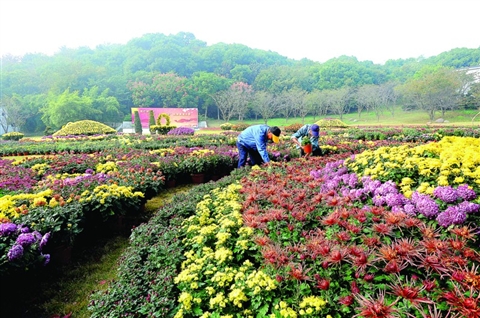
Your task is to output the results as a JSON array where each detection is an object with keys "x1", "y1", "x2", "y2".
[
  {"x1": 315, "y1": 118, "x2": 348, "y2": 128},
  {"x1": 150, "y1": 125, "x2": 177, "y2": 135},
  {"x1": 167, "y1": 127, "x2": 195, "y2": 136},
  {"x1": 52, "y1": 120, "x2": 116, "y2": 136},
  {"x1": 220, "y1": 123, "x2": 233, "y2": 130},
  {"x1": 231, "y1": 123, "x2": 250, "y2": 131},
  {"x1": 283, "y1": 123, "x2": 303, "y2": 133},
  {"x1": 134, "y1": 111, "x2": 142, "y2": 135},
  {"x1": 2, "y1": 132, "x2": 24, "y2": 141}
]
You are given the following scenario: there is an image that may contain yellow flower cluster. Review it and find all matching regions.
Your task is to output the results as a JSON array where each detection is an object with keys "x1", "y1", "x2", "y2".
[
  {"x1": 31, "y1": 163, "x2": 49, "y2": 176},
  {"x1": 190, "y1": 149, "x2": 215, "y2": 157},
  {"x1": 174, "y1": 183, "x2": 278, "y2": 316},
  {"x1": 0, "y1": 189, "x2": 53, "y2": 221},
  {"x1": 298, "y1": 295, "x2": 328, "y2": 315},
  {"x1": 150, "y1": 147, "x2": 176, "y2": 157},
  {"x1": 319, "y1": 145, "x2": 337, "y2": 152},
  {"x1": 95, "y1": 161, "x2": 118, "y2": 173},
  {"x1": 346, "y1": 136, "x2": 480, "y2": 194},
  {"x1": 272, "y1": 301, "x2": 298, "y2": 318},
  {"x1": 79, "y1": 184, "x2": 144, "y2": 205},
  {"x1": 245, "y1": 270, "x2": 277, "y2": 295}
]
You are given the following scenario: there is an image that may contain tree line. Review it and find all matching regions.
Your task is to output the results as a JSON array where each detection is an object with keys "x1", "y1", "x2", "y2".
[{"x1": 1, "y1": 32, "x2": 479, "y2": 133}]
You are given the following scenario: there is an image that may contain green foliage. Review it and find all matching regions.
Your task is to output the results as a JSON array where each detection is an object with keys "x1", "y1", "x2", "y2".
[
  {"x1": 52, "y1": 120, "x2": 116, "y2": 136},
  {"x1": 155, "y1": 113, "x2": 171, "y2": 126},
  {"x1": 20, "y1": 202, "x2": 85, "y2": 247},
  {"x1": 133, "y1": 111, "x2": 142, "y2": 134},
  {"x1": 301, "y1": 137, "x2": 312, "y2": 146},
  {"x1": 1, "y1": 131, "x2": 24, "y2": 141},
  {"x1": 148, "y1": 110, "x2": 155, "y2": 133},
  {"x1": 150, "y1": 125, "x2": 177, "y2": 135}
]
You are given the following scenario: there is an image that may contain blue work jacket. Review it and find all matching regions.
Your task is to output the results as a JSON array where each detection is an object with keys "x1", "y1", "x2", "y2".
[{"x1": 237, "y1": 125, "x2": 271, "y2": 163}]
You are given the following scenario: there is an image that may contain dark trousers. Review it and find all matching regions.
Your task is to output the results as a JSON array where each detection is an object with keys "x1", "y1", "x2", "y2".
[
  {"x1": 300, "y1": 148, "x2": 322, "y2": 156},
  {"x1": 237, "y1": 141, "x2": 264, "y2": 168}
]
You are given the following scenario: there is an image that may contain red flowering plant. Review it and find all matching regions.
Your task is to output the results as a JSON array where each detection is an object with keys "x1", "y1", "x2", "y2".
[{"x1": 238, "y1": 153, "x2": 480, "y2": 317}]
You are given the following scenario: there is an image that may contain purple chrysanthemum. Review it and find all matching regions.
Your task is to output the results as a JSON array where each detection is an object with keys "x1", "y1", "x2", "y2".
[
  {"x1": 433, "y1": 186, "x2": 459, "y2": 203},
  {"x1": 373, "y1": 195, "x2": 386, "y2": 206},
  {"x1": 385, "y1": 193, "x2": 405, "y2": 207},
  {"x1": 40, "y1": 232, "x2": 51, "y2": 249},
  {"x1": 412, "y1": 192, "x2": 440, "y2": 218},
  {"x1": 0, "y1": 223, "x2": 18, "y2": 236},
  {"x1": 310, "y1": 170, "x2": 321, "y2": 179},
  {"x1": 42, "y1": 253, "x2": 51, "y2": 266},
  {"x1": 374, "y1": 180, "x2": 398, "y2": 196},
  {"x1": 456, "y1": 184, "x2": 477, "y2": 201},
  {"x1": 436, "y1": 206, "x2": 467, "y2": 227},
  {"x1": 457, "y1": 201, "x2": 480, "y2": 214},
  {"x1": 16, "y1": 233, "x2": 37, "y2": 246},
  {"x1": 7, "y1": 244, "x2": 24, "y2": 261},
  {"x1": 391, "y1": 206, "x2": 404, "y2": 214},
  {"x1": 403, "y1": 203, "x2": 417, "y2": 216},
  {"x1": 17, "y1": 225, "x2": 30, "y2": 233}
]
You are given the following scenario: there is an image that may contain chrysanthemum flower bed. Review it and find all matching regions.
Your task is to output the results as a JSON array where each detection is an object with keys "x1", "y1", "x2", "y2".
[{"x1": 89, "y1": 136, "x2": 479, "y2": 317}]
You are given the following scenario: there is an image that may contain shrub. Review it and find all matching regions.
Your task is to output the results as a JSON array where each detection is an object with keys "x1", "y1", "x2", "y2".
[
  {"x1": 167, "y1": 127, "x2": 195, "y2": 136},
  {"x1": 52, "y1": 120, "x2": 116, "y2": 136},
  {"x1": 134, "y1": 111, "x2": 142, "y2": 135},
  {"x1": 315, "y1": 118, "x2": 348, "y2": 128},
  {"x1": 150, "y1": 125, "x2": 177, "y2": 135},
  {"x1": 220, "y1": 123, "x2": 233, "y2": 130},
  {"x1": 148, "y1": 110, "x2": 156, "y2": 134},
  {"x1": 2, "y1": 132, "x2": 24, "y2": 141},
  {"x1": 283, "y1": 123, "x2": 303, "y2": 133},
  {"x1": 231, "y1": 122, "x2": 250, "y2": 131}
]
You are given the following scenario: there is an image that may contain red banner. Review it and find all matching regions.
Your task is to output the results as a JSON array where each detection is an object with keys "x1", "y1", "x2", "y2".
[{"x1": 131, "y1": 108, "x2": 198, "y2": 128}]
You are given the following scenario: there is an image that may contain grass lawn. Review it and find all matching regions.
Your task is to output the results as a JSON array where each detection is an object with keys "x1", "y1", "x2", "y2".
[{"x1": 202, "y1": 107, "x2": 479, "y2": 129}]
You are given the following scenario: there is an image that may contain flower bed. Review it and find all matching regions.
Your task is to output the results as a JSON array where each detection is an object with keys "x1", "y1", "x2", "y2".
[{"x1": 88, "y1": 135, "x2": 480, "y2": 317}]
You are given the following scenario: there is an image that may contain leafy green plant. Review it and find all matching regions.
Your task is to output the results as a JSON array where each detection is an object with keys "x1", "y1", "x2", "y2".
[
  {"x1": 301, "y1": 137, "x2": 312, "y2": 146},
  {"x1": 20, "y1": 201, "x2": 85, "y2": 247}
]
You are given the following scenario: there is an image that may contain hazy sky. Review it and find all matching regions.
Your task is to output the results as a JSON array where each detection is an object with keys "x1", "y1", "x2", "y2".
[{"x1": 1, "y1": 0, "x2": 479, "y2": 64}]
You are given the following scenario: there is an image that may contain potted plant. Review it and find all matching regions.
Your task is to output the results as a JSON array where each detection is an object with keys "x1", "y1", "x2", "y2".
[{"x1": 301, "y1": 137, "x2": 312, "y2": 154}]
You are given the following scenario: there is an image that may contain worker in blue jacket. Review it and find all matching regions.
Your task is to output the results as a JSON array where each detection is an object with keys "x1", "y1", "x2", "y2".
[
  {"x1": 291, "y1": 123, "x2": 322, "y2": 157},
  {"x1": 236, "y1": 125, "x2": 281, "y2": 168}
]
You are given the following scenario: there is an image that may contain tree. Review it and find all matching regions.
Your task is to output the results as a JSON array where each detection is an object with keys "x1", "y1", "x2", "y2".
[
  {"x1": 1, "y1": 94, "x2": 29, "y2": 132},
  {"x1": 252, "y1": 91, "x2": 282, "y2": 124},
  {"x1": 190, "y1": 72, "x2": 232, "y2": 120},
  {"x1": 288, "y1": 88, "x2": 309, "y2": 123},
  {"x1": 306, "y1": 90, "x2": 327, "y2": 121},
  {"x1": 41, "y1": 89, "x2": 98, "y2": 129},
  {"x1": 356, "y1": 85, "x2": 383, "y2": 121},
  {"x1": 151, "y1": 72, "x2": 188, "y2": 107},
  {"x1": 278, "y1": 91, "x2": 295, "y2": 123},
  {"x1": 325, "y1": 88, "x2": 351, "y2": 120},
  {"x1": 378, "y1": 82, "x2": 399, "y2": 117},
  {"x1": 398, "y1": 67, "x2": 464, "y2": 120},
  {"x1": 212, "y1": 82, "x2": 253, "y2": 122},
  {"x1": 83, "y1": 86, "x2": 123, "y2": 126},
  {"x1": 134, "y1": 110, "x2": 142, "y2": 134}
]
